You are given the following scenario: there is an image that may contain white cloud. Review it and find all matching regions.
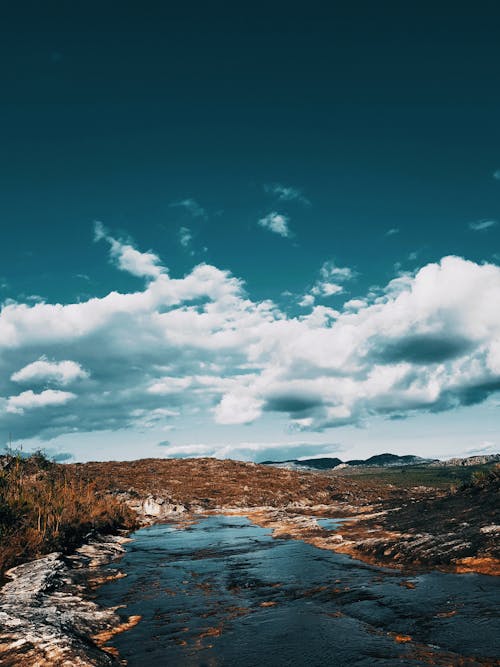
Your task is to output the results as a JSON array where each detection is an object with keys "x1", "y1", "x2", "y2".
[
  {"x1": 493, "y1": 170, "x2": 500, "y2": 180},
  {"x1": 212, "y1": 256, "x2": 500, "y2": 429},
  {"x1": 158, "y1": 440, "x2": 339, "y2": 462},
  {"x1": 343, "y1": 298, "x2": 367, "y2": 311},
  {"x1": 311, "y1": 282, "x2": 342, "y2": 297},
  {"x1": 5, "y1": 390, "x2": 76, "y2": 415},
  {"x1": 1, "y1": 227, "x2": 500, "y2": 444},
  {"x1": 258, "y1": 212, "x2": 291, "y2": 237},
  {"x1": 11, "y1": 358, "x2": 88, "y2": 385},
  {"x1": 385, "y1": 228, "x2": 400, "y2": 236},
  {"x1": 94, "y1": 221, "x2": 164, "y2": 279},
  {"x1": 300, "y1": 260, "x2": 356, "y2": 305},
  {"x1": 147, "y1": 377, "x2": 192, "y2": 394},
  {"x1": 179, "y1": 226, "x2": 192, "y2": 248},
  {"x1": 264, "y1": 183, "x2": 310, "y2": 205},
  {"x1": 214, "y1": 391, "x2": 264, "y2": 425},
  {"x1": 319, "y1": 260, "x2": 356, "y2": 283},
  {"x1": 170, "y1": 198, "x2": 206, "y2": 218},
  {"x1": 298, "y1": 294, "x2": 315, "y2": 308},
  {"x1": 469, "y1": 219, "x2": 498, "y2": 232}
]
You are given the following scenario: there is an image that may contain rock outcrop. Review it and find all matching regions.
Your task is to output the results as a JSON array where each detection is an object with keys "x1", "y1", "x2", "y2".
[
  {"x1": 141, "y1": 495, "x2": 187, "y2": 519},
  {"x1": 0, "y1": 535, "x2": 138, "y2": 667},
  {"x1": 432, "y1": 454, "x2": 500, "y2": 467}
]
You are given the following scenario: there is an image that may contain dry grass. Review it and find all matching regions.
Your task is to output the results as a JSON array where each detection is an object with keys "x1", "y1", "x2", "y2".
[
  {"x1": 0, "y1": 452, "x2": 135, "y2": 576},
  {"x1": 69, "y1": 457, "x2": 394, "y2": 509}
]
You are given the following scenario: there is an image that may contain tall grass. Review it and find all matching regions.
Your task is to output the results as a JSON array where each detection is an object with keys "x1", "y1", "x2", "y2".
[{"x1": 0, "y1": 452, "x2": 135, "y2": 576}]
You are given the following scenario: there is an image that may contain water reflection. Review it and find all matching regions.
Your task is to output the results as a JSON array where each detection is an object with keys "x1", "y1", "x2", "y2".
[{"x1": 96, "y1": 515, "x2": 500, "y2": 666}]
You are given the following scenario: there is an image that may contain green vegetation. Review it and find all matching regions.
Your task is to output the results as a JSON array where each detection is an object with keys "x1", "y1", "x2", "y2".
[
  {"x1": 0, "y1": 451, "x2": 135, "y2": 576},
  {"x1": 339, "y1": 464, "x2": 498, "y2": 489}
]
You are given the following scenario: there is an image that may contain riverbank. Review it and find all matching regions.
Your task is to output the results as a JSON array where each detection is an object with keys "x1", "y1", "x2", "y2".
[
  {"x1": 235, "y1": 506, "x2": 500, "y2": 577},
  {"x1": 1, "y1": 457, "x2": 498, "y2": 665},
  {"x1": 1, "y1": 500, "x2": 498, "y2": 666},
  {"x1": 94, "y1": 515, "x2": 500, "y2": 667},
  {"x1": 74, "y1": 456, "x2": 500, "y2": 575},
  {"x1": 0, "y1": 533, "x2": 138, "y2": 666}
]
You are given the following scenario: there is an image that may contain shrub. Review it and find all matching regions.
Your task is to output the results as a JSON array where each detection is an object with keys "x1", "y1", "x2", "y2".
[{"x1": 0, "y1": 453, "x2": 135, "y2": 576}]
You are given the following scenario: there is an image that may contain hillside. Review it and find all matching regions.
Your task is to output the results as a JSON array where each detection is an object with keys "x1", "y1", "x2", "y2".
[
  {"x1": 356, "y1": 467, "x2": 500, "y2": 573},
  {"x1": 68, "y1": 457, "x2": 392, "y2": 508},
  {"x1": 1, "y1": 454, "x2": 498, "y2": 578}
]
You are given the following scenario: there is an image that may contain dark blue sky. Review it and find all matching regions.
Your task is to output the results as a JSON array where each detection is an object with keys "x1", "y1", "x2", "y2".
[{"x1": 0, "y1": 3, "x2": 499, "y2": 461}]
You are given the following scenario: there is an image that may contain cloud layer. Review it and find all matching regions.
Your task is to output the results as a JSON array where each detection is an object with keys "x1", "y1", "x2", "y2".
[{"x1": 1, "y1": 228, "x2": 500, "y2": 445}]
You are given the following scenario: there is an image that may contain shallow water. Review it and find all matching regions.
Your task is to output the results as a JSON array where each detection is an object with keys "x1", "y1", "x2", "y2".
[
  {"x1": 96, "y1": 515, "x2": 500, "y2": 666},
  {"x1": 316, "y1": 517, "x2": 349, "y2": 530}
]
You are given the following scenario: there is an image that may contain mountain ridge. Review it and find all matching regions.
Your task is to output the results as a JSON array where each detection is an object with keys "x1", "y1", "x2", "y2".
[{"x1": 261, "y1": 452, "x2": 500, "y2": 470}]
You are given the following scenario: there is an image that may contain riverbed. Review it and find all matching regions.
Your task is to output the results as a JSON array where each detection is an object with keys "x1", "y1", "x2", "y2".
[{"x1": 96, "y1": 515, "x2": 500, "y2": 666}]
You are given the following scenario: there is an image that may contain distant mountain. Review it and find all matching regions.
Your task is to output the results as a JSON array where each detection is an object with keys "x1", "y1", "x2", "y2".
[
  {"x1": 346, "y1": 453, "x2": 436, "y2": 467},
  {"x1": 260, "y1": 457, "x2": 343, "y2": 470},
  {"x1": 262, "y1": 453, "x2": 438, "y2": 470}
]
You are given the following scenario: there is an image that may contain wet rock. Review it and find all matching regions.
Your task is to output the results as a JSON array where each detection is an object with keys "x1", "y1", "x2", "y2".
[
  {"x1": 0, "y1": 537, "x2": 135, "y2": 667},
  {"x1": 480, "y1": 525, "x2": 500, "y2": 534}
]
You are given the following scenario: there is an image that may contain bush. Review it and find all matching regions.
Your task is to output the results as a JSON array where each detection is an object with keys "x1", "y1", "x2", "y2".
[{"x1": 0, "y1": 453, "x2": 135, "y2": 576}]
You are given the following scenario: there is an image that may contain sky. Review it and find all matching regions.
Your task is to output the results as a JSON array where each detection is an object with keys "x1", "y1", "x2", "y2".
[{"x1": 0, "y1": 2, "x2": 499, "y2": 462}]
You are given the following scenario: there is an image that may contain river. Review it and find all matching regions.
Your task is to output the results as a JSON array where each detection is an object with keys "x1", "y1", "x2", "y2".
[{"x1": 96, "y1": 515, "x2": 499, "y2": 666}]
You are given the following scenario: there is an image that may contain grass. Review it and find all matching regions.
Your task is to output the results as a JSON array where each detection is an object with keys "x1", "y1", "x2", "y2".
[
  {"x1": 337, "y1": 464, "x2": 497, "y2": 489},
  {"x1": 0, "y1": 451, "x2": 135, "y2": 577}
]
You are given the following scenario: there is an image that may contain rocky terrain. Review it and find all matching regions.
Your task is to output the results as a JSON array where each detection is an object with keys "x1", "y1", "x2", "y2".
[
  {"x1": 361, "y1": 467, "x2": 500, "y2": 574},
  {"x1": 243, "y1": 468, "x2": 499, "y2": 577},
  {"x1": 0, "y1": 534, "x2": 138, "y2": 666},
  {"x1": 71, "y1": 457, "x2": 499, "y2": 575},
  {"x1": 0, "y1": 455, "x2": 498, "y2": 665}
]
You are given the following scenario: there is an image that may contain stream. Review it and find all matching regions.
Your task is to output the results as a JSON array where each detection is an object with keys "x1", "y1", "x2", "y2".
[{"x1": 96, "y1": 515, "x2": 500, "y2": 666}]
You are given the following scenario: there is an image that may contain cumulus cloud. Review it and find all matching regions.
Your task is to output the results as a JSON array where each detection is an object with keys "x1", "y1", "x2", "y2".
[
  {"x1": 264, "y1": 183, "x2": 310, "y2": 205},
  {"x1": 258, "y1": 212, "x2": 291, "y2": 237},
  {"x1": 11, "y1": 358, "x2": 88, "y2": 386},
  {"x1": 5, "y1": 390, "x2": 76, "y2": 415},
  {"x1": 469, "y1": 219, "x2": 498, "y2": 232},
  {"x1": 385, "y1": 228, "x2": 400, "y2": 236},
  {"x1": 94, "y1": 221, "x2": 164, "y2": 279},
  {"x1": 1, "y1": 227, "x2": 500, "y2": 444},
  {"x1": 300, "y1": 260, "x2": 356, "y2": 305},
  {"x1": 298, "y1": 294, "x2": 315, "y2": 308},
  {"x1": 169, "y1": 198, "x2": 206, "y2": 219}
]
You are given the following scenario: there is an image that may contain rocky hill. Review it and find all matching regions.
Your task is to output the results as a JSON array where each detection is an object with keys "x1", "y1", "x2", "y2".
[
  {"x1": 263, "y1": 452, "x2": 437, "y2": 470},
  {"x1": 69, "y1": 457, "x2": 394, "y2": 510},
  {"x1": 431, "y1": 454, "x2": 500, "y2": 467},
  {"x1": 263, "y1": 452, "x2": 499, "y2": 470}
]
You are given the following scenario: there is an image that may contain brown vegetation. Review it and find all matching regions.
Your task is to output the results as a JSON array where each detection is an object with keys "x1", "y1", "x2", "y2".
[
  {"x1": 353, "y1": 466, "x2": 500, "y2": 574},
  {"x1": 1, "y1": 453, "x2": 497, "y2": 578},
  {"x1": 69, "y1": 456, "x2": 401, "y2": 508},
  {"x1": 0, "y1": 453, "x2": 135, "y2": 576}
]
